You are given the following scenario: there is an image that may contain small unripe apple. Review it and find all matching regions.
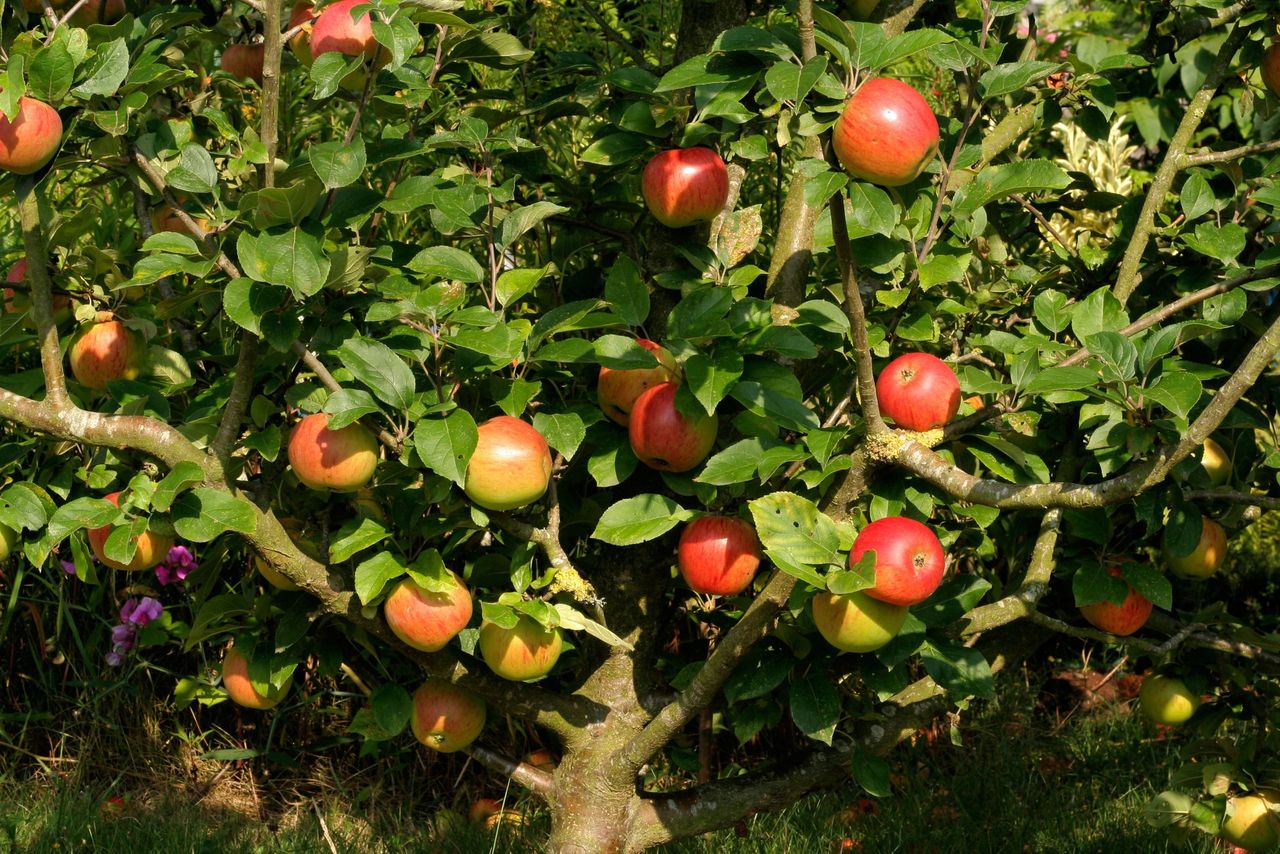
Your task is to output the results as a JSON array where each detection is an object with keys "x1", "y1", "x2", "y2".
[
  {"x1": 677, "y1": 515, "x2": 762, "y2": 596},
  {"x1": 640, "y1": 147, "x2": 730, "y2": 228},
  {"x1": 1078, "y1": 566, "x2": 1153, "y2": 636},
  {"x1": 1263, "y1": 44, "x2": 1280, "y2": 98},
  {"x1": 0, "y1": 523, "x2": 18, "y2": 561},
  {"x1": 1164, "y1": 517, "x2": 1227, "y2": 580},
  {"x1": 852, "y1": 516, "x2": 947, "y2": 606},
  {"x1": 411, "y1": 680, "x2": 486, "y2": 752},
  {"x1": 1201, "y1": 437, "x2": 1232, "y2": 487},
  {"x1": 1221, "y1": 794, "x2": 1280, "y2": 852},
  {"x1": 875, "y1": 352, "x2": 961, "y2": 432},
  {"x1": 222, "y1": 645, "x2": 292, "y2": 710},
  {"x1": 87, "y1": 491, "x2": 174, "y2": 572},
  {"x1": 287, "y1": 413, "x2": 379, "y2": 492},
  {"x1": 812, "y1": 589, "x2": 908, "y2": 653},
  {"x1": 464, "y1": 416, "x2": 553, "y2": 511},
  {"x1": 220, "y1": 43, "x2": 265, "y2": 85},
  {"x1": 383, "y1": 571, "x2": 473, "y2": 652},
  {"x1": 597, "y1": 339, "x2": 677, "y2": 426},
  {"x1": 69, "y1": 320, "x2": 145, "y2": 391},
  {"x1": 0, "y1": 97, "x2": 62, "y2": 175},
  {"x1": 310, "y1": 0, "x2": 388, "y2": 90},
  {"x1": 478, "y1": 615, "x2": 564, "y2": 681},
  {"x1": 833, "y1": 77, "x2": 939, "y2": 187},
  {"x1": 629, "y1": 382, "x2": 718, "y2": 473},
  {"x1": 1138, "y1": 674, "x2": 1200, "y2": 725},
  {"x1": 289, "y1": 3, "x2": 317, "y2": 66}
]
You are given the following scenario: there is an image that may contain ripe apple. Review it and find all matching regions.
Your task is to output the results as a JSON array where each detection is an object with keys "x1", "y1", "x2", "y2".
[
  {"x1": 87, "y1": 491, "x2": 174, "y2": 572},
  {"x1": 288, "y1": 3, "x2": 317, "y2": 66},
  {"x1": 220, "y1": 43, "x2": 265, "y2": 85},
  {"x1": 833, "y1": 77, "x2": 939, "y2": 187},
  {"x1": 811, "y1": 589, "x2": 908, "y2": 653},
  {"x1": 310, "y1": 0, "x2": 388, "y2": 90},
  {"x1": 21, "y1": 0, "x2": 123, "y2": 25},
  {"x1": 677, "y1": 515, "x2": 762, "y2": 596},
  {"x1": 597, "y1": 338, "x2": 677, "y2": 426},
  {"x1": 1263, "y1": 44, "x2": 1280, "y2": 98},
  {"x1": 149, "y1": 204, "x2": 211, "y2": 236},
  {"x1": 4, "y1": 258, "x2": 72, "y2": 322},
  {"x1": 478, "y1": 615, "x2": 563, "y2": 681},
  {"x1": 640, "y1": 147, "x2": 730, "y2": 228},
  {"x1": 875, "y1": 352, "x2": 961, "y2": 432},
  {"x1": 253, "y1": 517, "x2": 321, "y2": 591},
  {"x1": 0, "y1": 96, "x2": 62, "y2": 175},
  {"x1": 523, "y1": 748, "x2": 556, "y2": 772},
  {"x1": 0, "y1": 523, "x2": 18, "y2": 561},
  {"x1": 468, "y1": 799, "x2": 502, "y2": 826},
  {"x1": 1138, "y1": 674, "x2": 1200, "y2": 725},
  {"x1": 1164, "y1": 517, "x2": 1227, "y2": 580},
  {"x1": 287, "y1": 412, "x2": 379, "y2": 492},
  {"x1": 69, "y1": 320, "x2": 144, "y2": 390},
  {"x1": 851, "y1": 516, "x2": 946, "y2": 606},
  {"x1": 383, "y1": 571, "x2": 473, "y2": 652},
  {"x1": 1078, "y1": 566, "x2": 1153, "y2": 636},
  {"x1": 629, "y1": 382, "x2": 718, "y2": 472},
  {"x1": 222, "y1": 645, "x2": 292, "y2": 710},
  {"x1": 1201, "y1": 437, "x2": 1232, "y2": 487},
  {"x1": 1221, "y1": 794, "x2": 1280, "y2": 851},
  {"x1": 410, "y1": 680, "x2": 486, "y2": 752},
  {"x1": 464, "y1": 416, "x2": 553, "y2": 511}
]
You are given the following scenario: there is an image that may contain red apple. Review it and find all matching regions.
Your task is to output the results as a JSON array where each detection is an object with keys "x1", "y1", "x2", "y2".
[
  {"x1": 410, "y1": 680, "x2": 486, "y2": 752},
  {"x1": 640, "y1": 147, "x2": 730, "y2": 228},
  {"x1": 1078, "y1": 566, "x2": 1153, "y2": 636},
  {"x1": 1263, "y1": 44, "x2": 1280, "y2": 98},
  {"x1": 464, "y1": 416, "x2": 553, "y2": 511},
  {"x1": 88, "y1": 492, "x2": 174, "y2": 572},
  {"x1": 523, "y1": 748, "x2": 557, "y2": 772},
  {"x1": 287, "y1": 412, "x2": 379, "y2": 492},
  {"x1": 468, "y1": 799, "x2": 503, "y2": 826},
  {"x1": 383, "y1": 571, "x2": 473, "y2": 652},
  {"x1": 0, "y1": 96, "x2": 62, "y2": 175},
  {"x1": 811, "y1": 589, "x2": 908, "y2": 652},
  {"x1": 478, "y1": 615, "x2": 563, "y2": 681},
  {"x1": 220, "y1": 43, "x2": 265, "y2": 85},
  {"x1": 1164, "y1": 517, "x2": 1227, "y2": 580},
  {"x1": 851, "y1": 516, "x2": 946, "y2": 607},
  {"x1": 597, "y1": 339, "x2": 677, "y2": 426},
  {"x1": 289, "y1": 3, "x2": 317, "y2": 66},
  {"x1": 69, "y1": 320, "x2": 145, "y2": 390},
  {"x1": 4, "y1": 258, "x2": 72, "y2": 320},
  {"x1": 222, "y1": 645, "x2": 292, "y2": 710},
  {"x1": 832, "y1": 77, "x2": 939, "y2": 186},
  {"x1": 875, "y1": 352, "x2": 961, "y2": 432},
  {"x1": 677, "y1": 515, "x2": 762, "y2": 596},
  {"x1": 1201, "y1": 437, "x2": 1232, "y2": 487},
  {"x1": 629, "y1": 382, "x2": 718, "y2": 472},
  {"x1": 310, "y1": 0, "x2": 387, "y2": 90}
]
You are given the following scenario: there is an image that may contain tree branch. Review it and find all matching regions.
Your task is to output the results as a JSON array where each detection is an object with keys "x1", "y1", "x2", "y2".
[
  {"x1": 1184, "y1": 489, "x2": 1280, "y2": 511},
  {"x1": 467, "y1": 745, "x2": 554, "y2": 799},
  {"x1": 829, "y1": 189, "x2": 886, "y2": 433},
  {"x1": 1180, "y1": 138, "x2": 1280, "y2": 168},
  {"x1": 17, "y1": 189, "x2": 68, "y2": 407}
]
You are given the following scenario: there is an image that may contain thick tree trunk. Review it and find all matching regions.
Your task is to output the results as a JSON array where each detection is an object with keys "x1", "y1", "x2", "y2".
[{"x1": 546, "y1": 744, "x2": 639, "y2": 854}]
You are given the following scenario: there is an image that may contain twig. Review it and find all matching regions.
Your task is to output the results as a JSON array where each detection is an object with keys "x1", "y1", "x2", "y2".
[
  {"x1": 1184, "y1": 489, "x2": 1280, "y2": 511},
  {"x1": 288, "y1": 340, "x2": 402, "y2": 453},
  {"x1": 466, "y1": 745, "x2": 554, "y2": 799},
  {"x1": 1180, "y1": 138, "x2": 1280, "y2": 168}
]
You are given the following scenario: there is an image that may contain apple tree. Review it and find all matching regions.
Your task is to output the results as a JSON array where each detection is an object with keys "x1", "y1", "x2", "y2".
[{"x1": 1, "y1": 0, "x2": 1280, "y2": 851}]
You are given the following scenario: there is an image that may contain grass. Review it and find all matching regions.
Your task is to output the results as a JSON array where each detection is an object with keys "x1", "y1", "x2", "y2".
[{"x1": 0, "y1": 662, "x2": 1222, "y2": 854}]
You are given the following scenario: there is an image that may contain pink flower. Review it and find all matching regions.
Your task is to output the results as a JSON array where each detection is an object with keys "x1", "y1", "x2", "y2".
[
  {"x1": 155, "y1": 545, "x2": 197, "y2": 585},
  {"x1": 120, "y1": 596, "x2": 163, "y2": 627}
]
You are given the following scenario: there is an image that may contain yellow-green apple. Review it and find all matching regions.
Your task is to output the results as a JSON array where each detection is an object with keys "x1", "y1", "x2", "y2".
[
  {"x1": 875, "y1": 352, "x2": 961, "y2": 432},
  {"x1": 629, "y1": 382, "x2": 718, "y2": 472},
  {"x1": 811, "y1": 589, "x2": 908, "y2": 653},
  {"x1": 1221, "y1": 794, "x2": 1280, "y2": 851},
  {"x1": 1164, "y1": 517, "x2": 1227, "y2": 580},
  {"x1": 1078, "y1": 566, "x2": 1153, "y2": 636},
  {"x1": 597, "y1": 339, "x2": 677, "y2": 426},
  {"x1": 677, "y1": 515, "x2": 762, "y2": 596},
  {"x1": 222, "y1": 645, "x2": 292, "y2": 710},
  {"x1": 253, "y1": 517, "x2": 321, "y2": 591},
  {"x1": 88, "y1": 491, "x2": 174, "y2": 571},
  {"x1": 289, "y1": 3, "x2": 317, "y2": 66},
  {"x1": 1263, "y1": 44, "x2": 1280, "y2": 98},
  {"x1": 1138, "y1": 674, "x2": 1201, "y2": 725},
  {"x1": 833, "y1": 77, "x2": 939, "y2": 186},
  {"x1": 287, "y1": 413, "x2": 379, "y2": 492},
  {"x1": 310, "y1": 0, "x2": 388, "y2": 90},
  {"x1": 220, "y1": 43, "x2": 265, "y2": 85},
  {"x1": 410, "y1": 680, "x2": 486, "y2": 752},
  {"x1": 1201, "y1": 437, "x2": 1232, "y2": 487},
  {"x1": 0, "y1": 523, "x2": 17, "y2": 561},
  {"x1": 852, "y1": 516, "x2": 946, "y2": 606},
  {"x1": 383, "y1": 572, "x2": 473, "y2": 652},
  {"x1": 69, "y1": 320, "x2": 144, "y2": 390},
  {"x1": 478, "y1": 615, "x2": 563, "y2": 681},
  {"x1": 640, "y1": 147, "x2": 730, "y2": 228},
  {"x1": 464, "y1": 416, "x2": 553, "y2": 511},
  {"x1": 0, "y1": 96, "x2": 62, "y2": 175}
]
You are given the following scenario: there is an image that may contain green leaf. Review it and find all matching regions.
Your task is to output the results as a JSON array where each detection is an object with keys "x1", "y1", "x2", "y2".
[
  {"x1": 1070, "y1": 287, "x2": 1129, "y2": 339},
  {"x1": 151, "y1": 461, "x2": 205, "y2": 512},
  {"x1": 591, "y1": 494, "x2": 692, "y2": 546},
  {"x1": 604, "y1": 255, "x2": 649, "y2": 327},
  {"x1": 1023, "y1": 366, "x2": 1098, "y2": 395},
  {"x1": 499, "y1": 201, "x2": 568, "y2": 248},
  {"x1": 407, "y1": 245, "x2": 485, "y2": 283},
  {"x1": 920, "y1": 640, "x2": 994, "y2": 699},
  {"x1": 322, "y1": 388, "x2": 384, "y2": 430},
  {"x1": 696, "y1": 438, "x2": 776, "y2": 486},
  {"x1": 28, "y1": 43, "x2": 75, "y2": 103},
  {"x1": 165, "y1": 143, "x2": 218, "y2": 195},
  {"x1": 789, "y1": 675, "x2": 841, "y2": 745},
  {"x1": 580, "y1": 132, "x2": 650, "y2": 166},
  {"x1": 553, "y1": 603, "x2": 634, "y2": 650},
  {"x1": 853, "y1": 752, "x2": 893, "y2": 798},
  {"x1": 586, "y1": 430, "x2": 638, "y2": 488},
  {"x1": 951, "y1": 160, "x2": 1071, "y2": 217},
  {"x1": 354, "y1": 552, "x2": 407, "y2": 605},
  {"x1": 495, "y1": 265, "x2": 550, "y2": 306},
  {"x1": 594, "y1": 335, "x2": 660, "y2": 369},
  {"x1": 447, "y1": 30, "x2": 532, "y2": 68},
  {"x1": 309, "y1": 135, "x2": 367, "y2": 189},
  {"x1": 977, "y1": 61, "x2": 1062, "y2": 98},
  {"x1": 171, "y1": 489, "x2": 256, "y2": 542},
  {"x1": 533, "y1": 409, "x2": 596, "y2": 460},
  {"x1": 370, "y1": 683, "x2": 413, "y2": 737},
  {"x1": 1123, "y1": 562, "x2": 1172, "y2": 611},
  {"x1": 748, "y1": 492, "x2": 841, "y2": 567},
  {"x1": 72, "y1": 38, "x2": 129, "y2": 98},
  {"x1": 413, "y1": 410, "x2": 478, "y2": 487},
  {"x1": 1144, "y1": 372, "x2": 1202, "y2": 420},
  {"x1": 242, "y1": 229, "x2": 331, "y2": 298},
  {"x1": 1179, "y1": 173, "x2": 1215, "y2": 222},
  {"x1": 846, "y1": 182, "x2": 899, "y2": 237},
  {"x1": 1033, "y1": 289, "x2": 1071, "y2": 333},
  {"x1": 336, "y1": 337, "x2": 416, "y2": 411},
  {"x1": 724, "y1": 648, "x2": 793, "y2": 702},
  {"x1": 729, "y1": 380, "x2": 820, "y2": 432},
  {"x1": 1181, "y1": 222, "x2": 1245, "y2": 265},
  {"x1": 655, "y1": 53, "x2": 758, "y2": 92},
  {"x1": 329, "y1": 516, "x2": 389, "y2": 564},
  {"x1": 1072, "y1": 562, "x2": 1129, "y2": 607}
]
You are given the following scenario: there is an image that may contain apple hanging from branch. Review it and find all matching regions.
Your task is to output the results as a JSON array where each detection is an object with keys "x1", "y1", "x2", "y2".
[
  {"x1": 640, "y1": 147, "x2": 730, "y2": 228},
  {"x1": 677, "y1": 515, "x2": 762, "y2": 596},
  {"x1": 832, "y1": 77, "x2": 939, "y2": 187},
  {"x1": 629, "y1": 382, "x2": 718, "y2": 472},
  {"x1": 875, "y1": 352, "x2": 961, "y2": 432},
  {"x1": 464, "y1": 416, "x2": 553, "y2": 511},
  {"x1": 851, "y1": 516, "x2": 947, "y2": 606},
  {"x1": 287, "y1": 413, "x2": 379, "y2": 492}
]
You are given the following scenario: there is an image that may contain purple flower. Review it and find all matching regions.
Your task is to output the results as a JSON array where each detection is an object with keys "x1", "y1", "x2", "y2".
[
  {"x1": 155, "y1": 545, "x2": 197, "y2": 586},
  {"x1": 60, "y1": 559, "x2": 77, "y2": 577},
  {"x1": 105, "y1": 651, "x2": 125, "y2": 668},
  {"x1": 120, "y1": 596, "x2": 163, "y2": 627},
  {"x1": 110, "y1": 624, "x2": 136, "y2": 647}
]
